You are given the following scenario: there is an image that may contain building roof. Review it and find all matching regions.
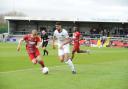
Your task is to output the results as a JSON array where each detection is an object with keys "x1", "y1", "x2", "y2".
[{"x1": 4, "y1": 16, "x2": 128, "y2": 23}]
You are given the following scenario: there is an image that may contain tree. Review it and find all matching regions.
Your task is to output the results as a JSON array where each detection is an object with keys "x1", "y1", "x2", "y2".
[
  {"x1": 0, "y1": 11, "x2": 26, "y2": 24},
  {"x1": 0, "y1": 11, "x2": 26, "y2": 33}
]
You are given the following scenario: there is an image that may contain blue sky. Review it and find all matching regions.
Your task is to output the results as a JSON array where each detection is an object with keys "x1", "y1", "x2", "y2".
[{"x1": 1, "y1": 0, "x2": 128, "y2": 20}]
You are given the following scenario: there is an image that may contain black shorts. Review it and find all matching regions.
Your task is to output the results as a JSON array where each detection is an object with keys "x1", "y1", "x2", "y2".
[{"x1": 42, "y1": 41, "x2": 48, "y2": 47}]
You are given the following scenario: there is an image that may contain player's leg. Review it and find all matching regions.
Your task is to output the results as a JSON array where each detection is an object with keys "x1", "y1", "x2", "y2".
[
  {"x1": 36, "y1": 55, "x2": 48, "y2": 74},
  {"x1": 44, "y1": 42, "x2": 49, "y2": 55},
  {"x1": 64, "y1": 53, "x2": 76, "y2": 74},
  {"x1": 42, "y1": 42, "x2": 48, "y2": 56},
  {"x1": 42, "y1": 43, "x2": 46, "y2": 56},
  {"x1": 35, "y1": 49, "x2": 45, "y2": 68},
  {"x1": 58, "y1": 47, "x2": 76, "y2": 74},
  {"x1": 36, "y1": 55, "x2": 45, "y2": 68},
  {"x1": 44, "y1": 49, "x2": 48, "y2": 55},
  {"x1": 71, "y1": 44, "x2": 80, "y2": 60},
  {"x1": 58, "y1": 48, "x2": 65, "y2": 62},
  {"x1": 35, "y1": 49, "x2": 49, "y2": 74},
  {"x1": 71, "y1": 51, "x2": 75, "y2": 60},
  {"x1": 64, "y1": 46, "x2": 76, "y2": 74},
  {"x1": 71, "y1": 46, "x2": 77, "y2": 60},
  {"x1": 77, "y1": 46, "x2": 90, "y2": 54},
  {"x1": 77, "y1": 50, "x2": 90, "y2": 54},
  {"x1": 42, "y1": 46, "x2": 46, "y2": 56},
  {"x1": 28, "y1": 53, "x2": 37, "y2": 64}
]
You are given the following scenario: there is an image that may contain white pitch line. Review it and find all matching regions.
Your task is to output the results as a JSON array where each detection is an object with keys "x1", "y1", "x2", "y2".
[
  {"x1": 0, "y1": 65, "x2": 67, "y2": 74},
  {"x1": 0, "y1": 68, "x2": 37, "y2": 74}
]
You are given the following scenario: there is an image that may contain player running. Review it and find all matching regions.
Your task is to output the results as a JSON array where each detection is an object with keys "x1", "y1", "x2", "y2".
[
  {"x1": 17, "y1": 30, "x2": 48, "y2": 74},
  {"x1": 40, "y1": 28, "x2": 49, "y2": 56},
  {"x1": 71, "y1": 26, "x2": 90, "y2": 60},
  {"x1": 61, "y1": 26, "x2": 90, "y2": 60},
  {"x1": 53, "y1": 22, "x2": 76, "y2": 74}
]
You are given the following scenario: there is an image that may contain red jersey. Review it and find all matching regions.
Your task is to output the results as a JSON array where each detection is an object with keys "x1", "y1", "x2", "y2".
[
  {"x1": 73, "y1": 31, "x2": 81, "y2": 46},
  {"x1": 23, "y1": 34, "x2": 41, "y2": 53}
]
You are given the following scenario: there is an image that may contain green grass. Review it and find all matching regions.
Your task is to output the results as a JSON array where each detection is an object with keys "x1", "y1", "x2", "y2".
[{"x1": 0, "y1": 43, "x2": 128, "y2": 89}]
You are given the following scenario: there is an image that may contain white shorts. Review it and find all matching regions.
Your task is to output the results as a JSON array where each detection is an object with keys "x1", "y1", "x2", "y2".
[{"x1": 58, "y1": 44, "x2": 70, "y2": 56}]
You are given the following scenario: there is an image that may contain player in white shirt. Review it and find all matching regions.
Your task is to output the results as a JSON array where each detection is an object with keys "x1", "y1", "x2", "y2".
[{"x1": 53, "y1": 22, "x2": 76, "y2": 74}]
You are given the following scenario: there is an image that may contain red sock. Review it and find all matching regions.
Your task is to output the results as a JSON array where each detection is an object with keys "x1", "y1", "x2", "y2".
[{"x1": 38, "y1": 61, "x2": 45, "y2": 68}]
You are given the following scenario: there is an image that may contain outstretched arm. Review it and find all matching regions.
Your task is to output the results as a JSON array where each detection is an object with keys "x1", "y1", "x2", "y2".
[
  {"x1": 36, "y1": 36, "x2": 42, "y2": 48},
  {"x1": 17, "y1": 38, "x2": 24, "y2": 51}
]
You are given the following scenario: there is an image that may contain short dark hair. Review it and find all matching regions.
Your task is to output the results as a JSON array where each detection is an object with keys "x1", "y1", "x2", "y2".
[
  {"x1": 40, "y1": 27, "x2": 46, "y2": 32},
  {"x1": 56, "y1": 22, "x2": 61, "y2": 25}
]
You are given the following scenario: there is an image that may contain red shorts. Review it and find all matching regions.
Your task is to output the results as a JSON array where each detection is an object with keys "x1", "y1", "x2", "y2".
[
  {"x1": 73, "y1": 45, "x2": 80, "y2": 53},
  {"x1": 26, "y1": 48, "x2": 40, "y2": 61}
]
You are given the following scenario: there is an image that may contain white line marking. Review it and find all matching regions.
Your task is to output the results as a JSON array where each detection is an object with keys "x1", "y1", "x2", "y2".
[
  {"x1": 0, "y1": 65, "x2": 67, "y2": 74},
  {"x1": 0, "y1": 68, "x2": 37, "y2": 74}
]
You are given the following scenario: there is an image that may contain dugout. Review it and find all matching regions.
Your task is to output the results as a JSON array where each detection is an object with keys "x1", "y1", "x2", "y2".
[{"x1": 4, "y1": 16, "x2": 128, "y2": 37}]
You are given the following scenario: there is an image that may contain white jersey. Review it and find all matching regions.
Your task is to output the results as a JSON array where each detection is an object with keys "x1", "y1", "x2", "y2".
[{"x1": 53, "y1": 29, "x2": 69, "y2": 47}]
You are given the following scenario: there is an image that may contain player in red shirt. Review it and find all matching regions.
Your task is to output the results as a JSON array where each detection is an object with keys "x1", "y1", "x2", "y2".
[
  {"x1": 71, "y1": 27, "x2": 90, "y2": 60},
  {"x1": 60, "y1": 26, "x2": 90, "y2": 60},
  {"x1": 17, "y1": 30, "x2": 48, "y2": 74}
]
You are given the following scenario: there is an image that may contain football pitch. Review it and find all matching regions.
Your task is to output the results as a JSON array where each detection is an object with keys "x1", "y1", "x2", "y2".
[{"x1": 0, "y1": 43, "x2": 128, "y2": 89}]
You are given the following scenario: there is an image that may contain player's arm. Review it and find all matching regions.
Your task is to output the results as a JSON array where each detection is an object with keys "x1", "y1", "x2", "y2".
[
  {"x1": 36, "y1": 36, "x2": 42, "y2": 48},
  {"x1": 60, "y1": 38, "x2": 73, "y2": 49},
  {"x1": 17, "y1": 38, "x2": 24, "y2": 51},
  {"x1": 36, "y1": 42, "x2": 42, "y2": 48},
  {"x1": 60, "y1": 31, "x2": 73, "y2": 49},
  {"x1": 80, "y1": 34, "x2": 83, "y2": 40}
]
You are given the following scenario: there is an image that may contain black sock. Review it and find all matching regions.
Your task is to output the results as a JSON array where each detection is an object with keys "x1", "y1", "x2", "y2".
[
  {"x1": 43, "y1": 50, "x2": 46, "y2": 55},
  {"x1": 45, "y1": 50, "x2": 48, "y2": 55},
  {"x1": 38, "y1": 61, "x2": 45, "y2": 68}
]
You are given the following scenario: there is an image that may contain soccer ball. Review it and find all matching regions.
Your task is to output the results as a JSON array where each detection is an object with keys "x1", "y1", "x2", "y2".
[{"x1": 42, "y1": 67, "x2": 49, "y2": 74}]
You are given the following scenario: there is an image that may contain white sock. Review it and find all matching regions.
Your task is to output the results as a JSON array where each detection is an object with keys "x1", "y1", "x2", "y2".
[{"x1": 65, "y1": 59, "x2": 75, "y2": 71}]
